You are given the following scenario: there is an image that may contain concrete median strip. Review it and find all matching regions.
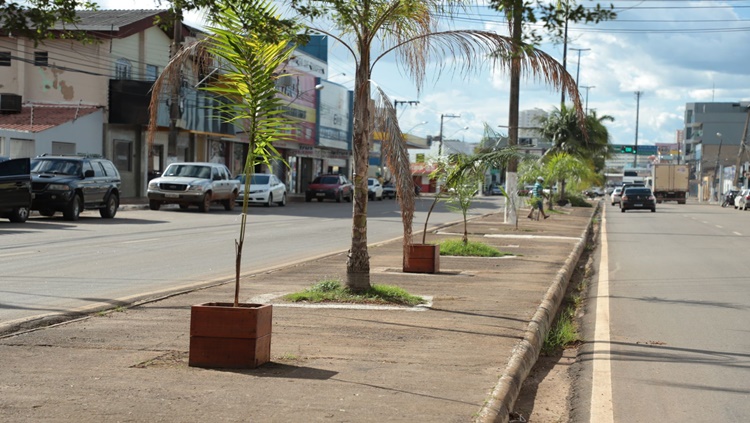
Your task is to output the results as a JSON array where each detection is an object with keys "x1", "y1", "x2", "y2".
[{"x1": 476, "y1": 205, "x2": 598, "y2": 423}]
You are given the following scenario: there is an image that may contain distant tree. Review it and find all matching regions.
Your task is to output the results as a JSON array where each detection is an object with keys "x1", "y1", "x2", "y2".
[{"x1": 0, "y1": 0, "x2": 97, "y2": 44}]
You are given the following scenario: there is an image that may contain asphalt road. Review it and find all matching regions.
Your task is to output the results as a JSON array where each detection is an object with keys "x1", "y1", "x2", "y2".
[
  {"x1": 575, "y1": 201, "x2": 750, "y2": 422},
  {"x1": 0, "y1": 195, "x2": 504, "y2": 330}
]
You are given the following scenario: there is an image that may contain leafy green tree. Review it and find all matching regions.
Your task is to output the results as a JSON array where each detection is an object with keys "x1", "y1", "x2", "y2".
[
  {"x1": 1, "y1": 0, "x2": 98, "y2": 44},
  {"x1": 290, "y1": 0, "x2": 582, "y2": 292},
  {"x1": 536, "y1": 105, "x2": 613, "y2": 201},
  {"x1": 148, "y1": 0, "x2": 303, "y2": 306}
]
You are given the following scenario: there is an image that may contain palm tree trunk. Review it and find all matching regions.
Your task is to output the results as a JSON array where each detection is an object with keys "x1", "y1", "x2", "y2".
[
  {"x1": 504, "y1": 0, "x2": 523, "y2": 226},
  {"x1": 346, "y1": 40, "x2": 372, "y2": 293}
]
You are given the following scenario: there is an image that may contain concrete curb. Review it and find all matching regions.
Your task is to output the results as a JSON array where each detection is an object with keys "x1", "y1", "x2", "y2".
[{"x1": 476, "y1": 204, "x2": 599, "y2": 423}]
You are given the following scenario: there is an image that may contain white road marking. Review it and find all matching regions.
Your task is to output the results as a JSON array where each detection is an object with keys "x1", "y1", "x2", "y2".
[
  {"x1": 591, "y1": 207, "x2": 614, "y2": 423},
  {"x1": 0, "y1": 251, "x2": 36, "y2": 258},
  {"x1": 734, "y1": 231, "x2": 743, "y2": 236},
  {"x1": 716, "y1": 225, "x2": 723, "y2": 229}
]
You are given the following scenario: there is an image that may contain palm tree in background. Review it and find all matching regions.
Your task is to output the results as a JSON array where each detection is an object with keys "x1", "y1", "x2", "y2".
[
  {"x1": 536, "y1": 105, "x2": 613, "y2": 201},
  {"x1": 290, "y1": 0, "x2": 582, "y2": 292}
]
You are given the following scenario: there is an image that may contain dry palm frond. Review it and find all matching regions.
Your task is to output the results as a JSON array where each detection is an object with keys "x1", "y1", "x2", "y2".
[{"x1": 372, "y1": 86, "x2": 414, "y2": 259}]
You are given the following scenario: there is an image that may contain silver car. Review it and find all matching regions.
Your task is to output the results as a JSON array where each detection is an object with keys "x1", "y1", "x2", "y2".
[{"x1": 147, "y1": 162, "x2": 239, "y2": 212}]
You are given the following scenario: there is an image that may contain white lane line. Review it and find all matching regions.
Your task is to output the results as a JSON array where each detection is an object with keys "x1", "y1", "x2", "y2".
[
  {"x1": 734, "y1": 231, "x2": 743, "y2": 236},
  {"x1": 716, "y1": 225, "x2": 723, "y2": 229},
  {"x1": 591, "y1": 207, "x2": 614, "y2": 423},
  {"x1": 0, "y1": 251, "x2": 36, "y2": 258}
]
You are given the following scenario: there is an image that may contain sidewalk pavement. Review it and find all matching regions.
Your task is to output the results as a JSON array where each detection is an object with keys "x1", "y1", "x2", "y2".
[{"x1": 0, "y1": 205, "x2": 597, "y2": 423}]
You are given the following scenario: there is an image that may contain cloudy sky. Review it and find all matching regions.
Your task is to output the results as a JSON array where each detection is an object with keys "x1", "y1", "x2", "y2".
[{"x1": 97, "y1": 0, "x2": 750, "y2": 147}]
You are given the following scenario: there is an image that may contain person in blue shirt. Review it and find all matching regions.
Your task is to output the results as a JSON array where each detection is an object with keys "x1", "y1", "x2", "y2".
[{"x1": 527, "y1": 176, "x2": 549, "y2": 219}]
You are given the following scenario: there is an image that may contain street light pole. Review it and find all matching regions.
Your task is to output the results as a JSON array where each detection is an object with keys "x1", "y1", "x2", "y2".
[
  {"x1": 633, "y1": 91, "x2": 643, "y2": 168},
  {"x1": 715, "y1": 132, "x2": 723, "y2": 202},
  {"x1": 570, "y1": 48, "x2": 590, "y2": 87},
  {"x1": 438, "y1": 113, "x2": 460, "y2": 157},
  {"x1": 581, "y1": 85, "x2": 595, "y2": 115},
  {"x1": 732, "y1": 105, "x2": 750, "y2": 188}
]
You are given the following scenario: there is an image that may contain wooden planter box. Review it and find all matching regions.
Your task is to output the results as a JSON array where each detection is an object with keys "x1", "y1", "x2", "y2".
[
  {"x1": 189, "y1": 302, "x2": 272, "y2": 369},
  {"x1": 403, "y1": 244, "x2": 440, "y2": 274}
]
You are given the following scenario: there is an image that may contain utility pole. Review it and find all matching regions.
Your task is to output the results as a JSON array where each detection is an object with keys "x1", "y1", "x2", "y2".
[
  {"x1": 438, "y1": 113, "x2": 460, "y2": 157},
  {"x1": 732, "y1": 105, "x2": 750, "y2": 188},
  {"x1": 388, "y1": 100, "x2": 420, "y2": 179},
  {"x1": 633, "y1": 91, "x2": 643, "y2": 168},
  {"x1": 559, "y1": 3, "x2": 569, "y2": 107},
  {"x1": 167, "y1": 7, "x2": 183, "y2": 160},
  {"x1": 715, "y1": 132, "x2": 723, "y2": 201}
]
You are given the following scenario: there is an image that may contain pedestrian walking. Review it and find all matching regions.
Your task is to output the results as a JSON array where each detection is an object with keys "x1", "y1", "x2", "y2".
[{"x1": 527, "y1": 176, "x2": 549, "y2": 220}]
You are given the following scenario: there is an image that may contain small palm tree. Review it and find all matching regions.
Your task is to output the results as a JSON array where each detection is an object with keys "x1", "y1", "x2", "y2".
[
  {"x1": 292, "y1": 0, "x2": 582, "y2": 292},
  {"x1": 148, "y1": 0, "x2": 302, "y2": 306}
]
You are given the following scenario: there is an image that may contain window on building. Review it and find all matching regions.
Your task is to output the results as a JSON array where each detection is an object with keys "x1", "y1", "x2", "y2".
[
  {"x1": 114, "y1": 139, "x2": 132, "y2": 171},
  {"x1": 0, "y1": 52, "x2": 10, "y2": 66},
  {"x1": 145, "y1": 64, "x2": 158, "y2": 81},
  {"x1": 34, "y1": 51, "x2": 48, "y2": 66},
  {"x1": 9, "y1": 138, "x2": 34, "y2": 158},
  {"x1": 115, "y1": 58, "x2": 132, "y2": 79}
]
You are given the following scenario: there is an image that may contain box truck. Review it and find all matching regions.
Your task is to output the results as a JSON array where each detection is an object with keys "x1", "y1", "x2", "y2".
[{"x1": 648, "y1": 164, "x2": 688, "y2": 204}]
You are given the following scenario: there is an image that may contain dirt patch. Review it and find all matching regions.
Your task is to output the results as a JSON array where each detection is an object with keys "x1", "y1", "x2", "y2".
[{"x1": 511, "y1": 208, "x2": 600, "y2": 422}]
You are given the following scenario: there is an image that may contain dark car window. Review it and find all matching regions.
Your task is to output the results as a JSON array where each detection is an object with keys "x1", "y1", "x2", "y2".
[
  {"x1": 31, "y1": 159, "x2": 81, "y2": 176},
  {"x1": 0, "y1": 157, "x2": 30, "y2": 176},
  {"x1": 100, "y1": 160, "x2": 119, "y2": 177},
  {"x1": 319, "y1": 176, "x2": 339, "y2": 184},
  {"x1": 87, "y1": 161, "x2": 103, "y2": 177},
  {"x1": 251, "y1": 175, "x2": 270, "y2": 184},
  {"x1": 624, "y1": 188, "x2": 651, "y2": 195}
]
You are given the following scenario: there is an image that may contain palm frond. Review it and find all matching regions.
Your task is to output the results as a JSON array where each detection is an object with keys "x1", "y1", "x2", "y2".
[{"x1": 372, "y1": 85, "x2": 415, "y2": 256}]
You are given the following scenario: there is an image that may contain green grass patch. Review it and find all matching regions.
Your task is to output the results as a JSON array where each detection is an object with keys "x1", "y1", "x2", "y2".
[
  {"x1": 542, "y1": 307, "x2": 580, "y2": 355},
  {"x1": 439, "y1": 239, "x2": 512, "y2": 257},
  {"x1": 284, "y1": 279, "x2": 425, "y2": 306}
]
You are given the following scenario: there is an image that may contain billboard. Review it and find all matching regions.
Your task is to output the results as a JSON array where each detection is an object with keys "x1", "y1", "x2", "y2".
[
  {"x1": 277, "y1": 73, "x2": 318, "y2": 146},
  {"x1": 316, "y1": 79, "x2": 352, "y2": 151}
]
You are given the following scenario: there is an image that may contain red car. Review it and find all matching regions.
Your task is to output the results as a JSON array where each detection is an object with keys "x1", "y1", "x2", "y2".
[{"x1": 305, "y1": 174, "x2": 353, "y2": 203}]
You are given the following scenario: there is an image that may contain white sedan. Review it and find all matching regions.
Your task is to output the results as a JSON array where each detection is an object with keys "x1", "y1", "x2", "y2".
[
  {"x1": 235, "y1": 173, "x2": 287, "y2": 207},
  {"x1": 611, "y1": 186, "x2": 623, "y2": 205}
]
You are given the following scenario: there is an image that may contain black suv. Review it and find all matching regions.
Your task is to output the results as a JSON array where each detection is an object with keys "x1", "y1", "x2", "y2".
[
  {"x1": 0, "y1": 157, "x2": 32, "y2": 223},
  {"x1": 30, "y1": 155, "x2": 121, "y2": 221}
]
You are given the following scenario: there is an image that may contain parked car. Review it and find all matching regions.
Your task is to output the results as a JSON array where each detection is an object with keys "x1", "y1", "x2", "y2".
[
  {"x1": 305, "y1": 174, "x2": 353, "y2": 203},
  {"x1": 235, "y1": 173, "x2": 286, "y2": 207},
  {"x1": 367, "y1": 178, "x2": 384, "y2": 201},
  {"x1": 611, "y1": 186, "x2": 623, "y2": 205},
  {"x1": 0, "y1": 157, "x2": 32, "y2": 223},
  {"x1": 382, "y1": 182, "x2": 396, "y2": 199},
  {"x1": 30, "y1": 154, "x2": 121, "y2": 221},
  {"x1": 147, "y1": 162, "x2": 239, "y2": 212},
  {"x1": 735, "y1": 188, "x2": 750, "y2": 210},
  {"x1": 489, "y1": 184, "x2": 503, "y2": 196},
  {"x1": 620, "y1": 186, "x2": 656, "y2": 212}
]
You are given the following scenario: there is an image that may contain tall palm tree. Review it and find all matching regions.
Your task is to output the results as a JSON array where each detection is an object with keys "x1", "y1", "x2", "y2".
[{"x1": 291, "y1": 0, "x2": 583, "y2": 292}]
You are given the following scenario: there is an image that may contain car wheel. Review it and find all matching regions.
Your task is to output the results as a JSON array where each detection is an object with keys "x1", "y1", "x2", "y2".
[
  {"x1": 63, "y1": 194, "x2": 82, "y2": 221},
  {"x1": 149, "y1": 200, "x2": 161, "y2": 211},
  {"x1": 99, "y1": 193, "x2": 119, "y2": 219},
  {"x1": 346, "y1": 191, "x2": 352, "y2": 202},
  {"x1": 278, "y1": 193, "x2": 286, "y2": 207},
  {"x1": 198, "y1": 193, "x2": 212, "y2": 213},
  {"x1": 9, "y1": 206, "x2": 29, "y2": 223},
  {"x1": 265, "y1": 195, "x2": 272, "y2": 207},
  {"x1": 224, "y1": 192, "x2": 236, "y2": 211},
  {"x1": 305, "y1": 194, "x2": 312, "y2": 202},
  {"x1": 336, "y1": 191, "x2": 343, "y2": 203},
  {"x1": 651, "y1": 208, "x2": 656, "y2": 212},
  {"x1": 39, "y1": 209, "x2": 56, "y2": 217},
  {"x1": 611, "y1": 202, "x2": 615, "y2": 206},
  {"x1": 317, "y1": 197, "x2": 324, "y2": 202}
]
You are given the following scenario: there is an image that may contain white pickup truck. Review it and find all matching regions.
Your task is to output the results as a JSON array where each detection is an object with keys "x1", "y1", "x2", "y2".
[{"x1": 147, "y1": 162, "x2": 240, "y2": 212}]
